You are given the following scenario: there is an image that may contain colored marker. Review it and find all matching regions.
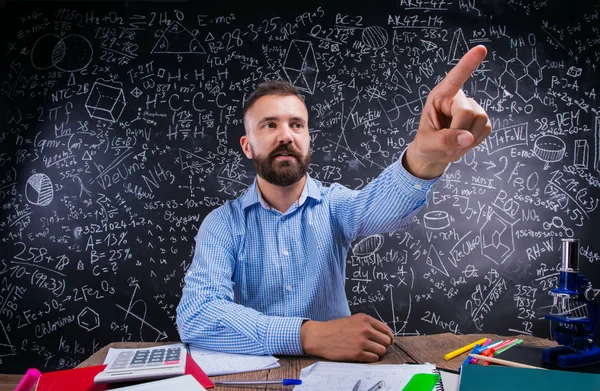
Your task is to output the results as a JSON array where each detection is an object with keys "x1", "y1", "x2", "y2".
[
  {"x1": 494, "y1": 339, "x2": 523, "y2": 355},
  {"x1": 461, "y1": 339, "x2": 492, "y2": 366},
  {"x1": 14, "y1": 368, "x2": 41, "y2": 391},
  {"x1": 444, "y1": 337, "x2": 489, "y2": 360},
  {"x1": 469, "y1": 340, "x2": 504, "y2": 364}
]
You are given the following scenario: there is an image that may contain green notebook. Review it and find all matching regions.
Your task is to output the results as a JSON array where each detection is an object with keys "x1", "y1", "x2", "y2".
[{"x1": 459, "y1": 364, "x2": 600, "y2": 391}]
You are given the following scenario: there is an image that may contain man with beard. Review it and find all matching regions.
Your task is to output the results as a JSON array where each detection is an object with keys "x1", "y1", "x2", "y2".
[{"x1": 177, "y1": 45, "x2": 491, "y2": 362}]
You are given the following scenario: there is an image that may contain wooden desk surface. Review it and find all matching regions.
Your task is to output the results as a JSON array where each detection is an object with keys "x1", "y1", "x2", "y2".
[{"x1": 0, "y1": 333, "x2": 557, "y2": 391}]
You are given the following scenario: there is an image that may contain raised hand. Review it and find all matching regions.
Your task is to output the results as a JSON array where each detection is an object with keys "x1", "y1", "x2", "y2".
[
  {"x1": 404, "y1": 45, "x2": 492, "y2": 179},
  {"x1": 300, "y1": 313, "x2": 395, "y2": 362}
]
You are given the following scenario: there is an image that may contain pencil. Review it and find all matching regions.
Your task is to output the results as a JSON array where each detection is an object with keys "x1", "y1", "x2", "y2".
[{"x1": 468, "y1": 354, "x2": 546, "y2": 370}]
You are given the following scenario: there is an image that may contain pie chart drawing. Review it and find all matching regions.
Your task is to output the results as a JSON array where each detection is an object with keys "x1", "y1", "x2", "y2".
[{"x1": 26, "y1": 173, "x2": 54, "y2": 206}]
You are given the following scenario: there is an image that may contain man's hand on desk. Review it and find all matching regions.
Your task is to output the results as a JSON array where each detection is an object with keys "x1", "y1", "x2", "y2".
[{"x1": 300, "y1": 313, "x2": 395, "y2": 362}]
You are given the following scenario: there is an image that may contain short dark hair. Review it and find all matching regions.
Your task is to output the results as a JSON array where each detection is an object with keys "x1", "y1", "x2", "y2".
[{"x1": 243, "y1": 80, "x2": 304, "y2": 118}]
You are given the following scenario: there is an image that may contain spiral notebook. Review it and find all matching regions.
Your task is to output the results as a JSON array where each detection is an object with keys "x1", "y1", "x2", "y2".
[{"x1": 293, "y1": 362, "x2": 443, "y2": 391}]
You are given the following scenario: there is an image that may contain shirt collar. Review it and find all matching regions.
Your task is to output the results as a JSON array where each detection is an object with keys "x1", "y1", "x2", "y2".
[{"x1": 240, "y1": 174, "x2": 322, "y2": 210}]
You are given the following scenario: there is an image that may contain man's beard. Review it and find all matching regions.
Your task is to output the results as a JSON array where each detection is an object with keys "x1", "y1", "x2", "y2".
[{"x1": 251, "y1": 143, "x2": 310, "y2": 187}]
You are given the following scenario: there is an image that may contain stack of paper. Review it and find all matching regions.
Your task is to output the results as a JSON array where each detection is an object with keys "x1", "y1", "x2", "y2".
[
  {"x1": 294, "y1": 361, "x2": 440, "y2": 391},
  {"x1": 188, "y1": 346, "x2": 280, "y2": 376}
]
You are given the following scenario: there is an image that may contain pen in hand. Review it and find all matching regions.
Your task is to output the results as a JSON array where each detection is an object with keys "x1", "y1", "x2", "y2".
[{"x1": 214, "y1": 378, "x2": 302, "y2": 386}]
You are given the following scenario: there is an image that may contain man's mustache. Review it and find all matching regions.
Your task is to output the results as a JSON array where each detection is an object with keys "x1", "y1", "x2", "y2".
[{"x1": 268, "y1": 144, "x2": 302, "y2": 161}]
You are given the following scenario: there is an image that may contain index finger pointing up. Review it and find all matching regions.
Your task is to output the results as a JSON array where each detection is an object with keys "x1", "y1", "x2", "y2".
[{"x1": 436, "y1": 45, "x2": 487, "y2": 98}]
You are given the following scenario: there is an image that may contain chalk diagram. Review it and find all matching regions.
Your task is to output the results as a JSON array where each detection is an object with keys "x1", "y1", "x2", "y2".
[
  {"x1": 25, "y1": 173, "x2": 53, "y2": 206},
  {"x1": 350, "y1": 235, "x2": 414, "y2": 335},
  {"x1": 116, "y1": 284, "x2": 168, "y2": 342},
  {"x1": 361, "y1": 26, "x2": 388, "y2": 49},
  {"x1": 574, "y1": 139, "x2": 589, "y2": 168},
  {"x1": 85, "y1": 80, "x2": 126, "y2": 123},
  {"x1": 353, "y1": 234, "x2": 384, "y2": 256},
  {"x1": 480, "y1": 211, "x2": 517, "y2": 264},
  {"x1": 77, "y1": 307, "x2": 100, "y2": 331},
  {"x1": 283, "y1": 40, "x2": 319, "y2": 95},
  {"x1": 498, "y1": 49, "x2": 543, "y2": 103},
  {"x1": 0, "y1": 321, "x2": 14, "y2": 357},
  {"x1": 31, "y1": 34, "x2": 93, "y2": 72},
  {"x1": 151, "y1": 21, "x2": 205, "y2": 54},
  {"x1": 361, "y1": 136, "x2": 389, "y2": 159},
  {"x1": 423, "y1": 211, "x2": 450, "y2": 230},
  {"x1": 533, "y1": 135, "x2": 566, "y2": 169},
  {"x1": 426, "y1": 244, "x2": 449, "y2": 277},
  {"x1": 388, "y1": 84, "x2": 430, "y2": 119},
  {"x1": 448, "y1": 29, "x2": 469, "y2": 65},
  {"x1": 178, "y1": 148, "x2": 214, "y2": 174}
]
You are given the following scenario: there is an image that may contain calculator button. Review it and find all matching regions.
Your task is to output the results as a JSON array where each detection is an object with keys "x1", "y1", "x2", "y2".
[{"x1": 164, "y1": 361, "x2": 180, "y2": 365}]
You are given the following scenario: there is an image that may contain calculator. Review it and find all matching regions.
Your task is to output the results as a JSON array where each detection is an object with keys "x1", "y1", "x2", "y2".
[{"x1": 94, "y1": 343, "x2": 187, "y2": 384}]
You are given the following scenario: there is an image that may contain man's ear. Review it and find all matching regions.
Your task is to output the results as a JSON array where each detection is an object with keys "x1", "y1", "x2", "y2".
[{"x1": 240, "y1": 135, "x2": 253, "y2": 159}]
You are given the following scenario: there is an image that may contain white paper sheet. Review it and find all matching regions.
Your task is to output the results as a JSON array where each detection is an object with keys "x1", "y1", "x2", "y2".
[
  {"x1": 294, "y1": 361, "x2": 439, "y2": 391},
  {"x1": 439, "y1": 370, "x2": 459, "y2": 391},
  {"x1": 188, "y1": 346, "x2": 280, "y2": 376}
]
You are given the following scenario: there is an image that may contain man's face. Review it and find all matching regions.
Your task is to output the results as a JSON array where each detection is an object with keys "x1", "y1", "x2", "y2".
[{"x1": 241, "y1": 94, "x2": 311, "y2": 187}]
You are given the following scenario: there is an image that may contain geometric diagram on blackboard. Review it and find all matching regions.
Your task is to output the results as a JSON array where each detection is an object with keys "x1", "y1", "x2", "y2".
[
  {"x1": 426, "y1": 244, "x2": 449, "y2": 277},
  {"x1": 566, "y1": 66, "x2": 582, "y2": 78},
  {"x1": 85, "y1": 81, "x2": 126, "y2": 123},
  {"x1": 361, "y1": 26, "x2": 388, "y2": 49},
  {"x1": 25, "y1": 173, "x2": 53, "y2": 206},
  {"x1": 480, "y1": 211, "x2": 516, "y2": 265},
  {"x1": 352, "y1": 234, "x2": 384, "y2": 257},
  {"x1": 131, "y1": 87, "x2": 143, "y2": 98},
  {"x1": 423, "y1": 211, "x2": 450, "y2": 230},
  {"x1": 283, "y1": 39, "x2": 319, "y2": 95},
  {"x1": 574, "y1": 139, "x2": 589, "y2": 168},
  {"x1": 151, "y1": 21, "x2": 205, "y2": 54},
  {"x1": 448, "y1": 29, "x2": 469, "y2": 65},
  {"x1": 77, "y1": 306, "x2": 100, "y2": 331},
  {"x1": 533, "y1": 135, "x2": 566, "y2": 169},
  {"x1": 116, "y1": 285, "x2": 168, "y2": 342},
  {"x1": 179, "y1": 148, "x2": 213, "y2": 174},
  {"x1": 390, "y1": 69, "x2": 412, "y2": 94},
  {"x1": 420, "y1": 39, "x2": 438, "y2": 52},
  {"x1": 31, "y1": 33, "x2": 93, "y2": 72},
  {"x1": 0, "y1": 321, "x2": 14, "y2": 357}
]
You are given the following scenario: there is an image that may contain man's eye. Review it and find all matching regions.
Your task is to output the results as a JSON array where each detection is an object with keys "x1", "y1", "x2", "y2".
[{"x1": 264, "y1": 123, "x2": 275, "y2": 128}]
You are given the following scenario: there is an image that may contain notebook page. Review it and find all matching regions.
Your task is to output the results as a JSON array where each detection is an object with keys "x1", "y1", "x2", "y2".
[
  {"x1": 294, "y1": 362, "x2": 439, "y2": 391},
  {"x1": 188, "y1": 346, "x2": 280, "y2": 376}
]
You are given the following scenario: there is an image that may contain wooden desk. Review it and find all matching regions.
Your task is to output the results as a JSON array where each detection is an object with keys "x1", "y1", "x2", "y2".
[{"x1": 0, "y1": 333, "x2": 557, "y2": 391}]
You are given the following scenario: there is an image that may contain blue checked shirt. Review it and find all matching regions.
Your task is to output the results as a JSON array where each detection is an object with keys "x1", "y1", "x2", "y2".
[{"x1": 176, "y1": 153, "x2": 439, "y2": 355}]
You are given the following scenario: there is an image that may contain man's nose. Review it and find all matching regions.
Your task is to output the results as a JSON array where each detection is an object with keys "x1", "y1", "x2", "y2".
[{"x1": 277, "y1": 124, "x2": 294, "y2": 144}]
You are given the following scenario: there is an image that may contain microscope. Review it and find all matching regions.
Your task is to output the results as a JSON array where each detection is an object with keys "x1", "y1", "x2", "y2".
[{"x1": 543, "y1": 238, "x2": 600, "y2": 367}]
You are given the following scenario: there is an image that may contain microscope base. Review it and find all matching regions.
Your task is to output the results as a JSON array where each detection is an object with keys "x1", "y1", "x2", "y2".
[{"x1": 542, "y1": 344, "x2": 600, "y2": 368}]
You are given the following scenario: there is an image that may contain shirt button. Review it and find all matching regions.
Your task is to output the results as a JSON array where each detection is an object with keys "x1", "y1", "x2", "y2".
[
  {"x1": 283, "y1": 250, "x2": 289, "y2": 256},
  {"x1": 286, "y1": 285, "x2": 292, "y2": 292},
  {"x1": 414, "y1": 183, "x2": 422, "y2": 190}
]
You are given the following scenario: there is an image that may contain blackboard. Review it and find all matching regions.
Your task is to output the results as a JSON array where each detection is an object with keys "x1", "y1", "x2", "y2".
[{"x1": 1, "y1": 0, "x2": 599, "y2": 373}]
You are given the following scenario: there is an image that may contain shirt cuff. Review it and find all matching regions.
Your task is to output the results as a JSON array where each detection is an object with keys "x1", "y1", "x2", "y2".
[
  {"x1": 392, "y1": 148, "x2": 441, "y2": 196},
  {"x1": 257, "y1": 316, "x2": 307, "y2": 355}
]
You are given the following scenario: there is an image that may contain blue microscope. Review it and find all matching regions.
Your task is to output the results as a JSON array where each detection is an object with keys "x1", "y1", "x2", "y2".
[{"x1": 543, "y1": 238, "x2": 600, "y2": 368}]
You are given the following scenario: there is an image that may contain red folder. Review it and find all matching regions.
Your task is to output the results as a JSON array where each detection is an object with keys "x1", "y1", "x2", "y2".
[
  {"x1": 35, "y1": 353, "x2": 214, "y2": 390},
  {"x1": 35, "y1": 365, "x2": 109, "y2": 391},
  {"x1": 185, "y1": 352, "x2": 215, "y2": 389}
]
